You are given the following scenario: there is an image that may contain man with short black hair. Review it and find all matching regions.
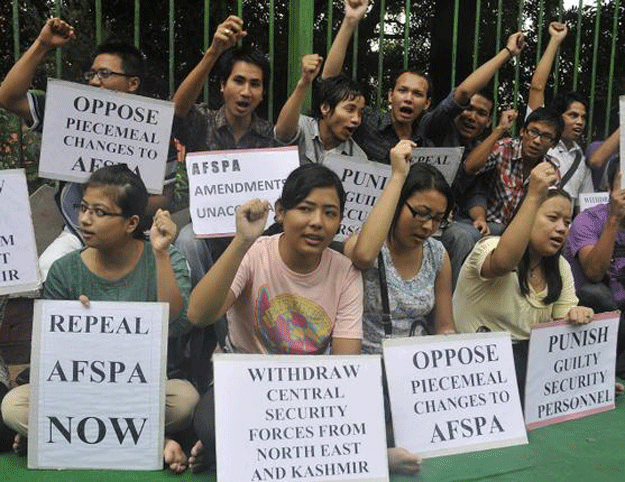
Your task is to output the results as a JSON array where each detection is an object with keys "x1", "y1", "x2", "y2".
[
  {"x1": 527, "y1": 22, "x2": 593, "y2": 202},
  {"x1": 275, "y1": 53, "x2": 367, "y2": 164},
  {"x1": 0, "y1": 18, "x2": 175, "y2": 278},
  {"x1": 464, "y1": 107, "x2": 563, "y2": 228}
]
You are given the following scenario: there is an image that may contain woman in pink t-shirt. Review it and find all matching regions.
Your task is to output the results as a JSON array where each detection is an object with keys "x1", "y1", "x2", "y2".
[{"x1": 186, "y1": 164, "x2": 363, "y2": 472}]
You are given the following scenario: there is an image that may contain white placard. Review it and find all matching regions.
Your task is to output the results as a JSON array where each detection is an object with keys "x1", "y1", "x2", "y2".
[
  {"x1": 383, "y1": 333, "x2": 527, "y2": 458},
  {"x1": 578, "y1": 192, "x2": 609, "y2": 213},
  {"x1": 411, "y1": 147, "x2": 464, "y2": 186},
  {"x1": 29, "y1": 300, "x2": 168, "y2": 470},
  {"x1": 214, "y1": 354, "x2": 389, "y2": 482},
  {"x1": 186, "y1": 146, "x2": 299, "y2": 237},
  {"x1": 325, "y1": 155, "x2": 391, "y2": 240},
  {"x1": 618, "y1": 95, "x2": 625, "y2": 189},
  {"x1": 524, "y1": 313, "x2": 618, "y2": 430},
  {"x1": 39, "y1": 79, "x2": 174, "y2": 194},
  {"x1": 0, "y1": 169, "x2": 41, "y2": 295}
]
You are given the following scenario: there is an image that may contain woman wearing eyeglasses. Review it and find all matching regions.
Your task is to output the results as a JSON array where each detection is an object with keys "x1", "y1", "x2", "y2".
[
  {"x1": 344, "y1": 139, "x2": 455, "y2": 475},
  {"x1": 1, "y1": 165, "x2": 196, "y2": 473}
]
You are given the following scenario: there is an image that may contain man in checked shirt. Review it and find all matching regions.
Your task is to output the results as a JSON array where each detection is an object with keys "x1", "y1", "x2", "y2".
[{"x1": 462, "y1": 107, "x2": 564, "y2": 236}]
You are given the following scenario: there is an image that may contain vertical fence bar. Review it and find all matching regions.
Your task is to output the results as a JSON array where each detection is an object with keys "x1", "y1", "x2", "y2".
[
  {"x1": 55, "y1": 0, "x2": 62, "y2": 77},
  {"x1": 604, "y1": 0, "x2": 621, "y2": 137},
  {"x1": 238, "y1": 0, "x2": 243, "y2": 18},
  {"x1": 553, "y1": 0, "x2": 563, "y2": 95},
  {"x1": 535, "y1": 0, "x2": 544, "y2": 67},
  {"x1": 203, "y1": 0, "x2": 210, "y2": 103},
  {"x1": 587, "y1": 0, "x2": 602, "y2": 143},
  {"x1": 326, "y1": 0, "x2": 334, "y2": 54},
  {"x1": 376, "y1": 0, "x2": 386, "y2": 110},
  {"x1": 268, "y1": 0, "x2": 275, "y2": 122},
  {"x1": 169, "y1": 0, "x2": 175, "y2": 97},
  {"x1": 492, "y1": 0, "x2": 503, "y2": 127},
  {"x1": 95, "y1": 0, "x2": 102, "y2": 45},
  {"x1": 403, "y1": 0, "x2": 411, "y2": 70},
  {"x1": 11, "y1": 0, "x2": 19, "y2": 64},
  {"x1": 472, "y1": 0, "x2": 481, "y2": 71},
  {"x1": 352, "y1": 24, "x2": 359, "y2": 80},
  {"x1": 287, "y1": 1, "x2": 314, "y2": 110},
  {"x1": 11, "y1": 0, "x2": 23, "y2": 167},
  {"x1": 450, "y1": 0, "x2": 459, "y2": 89},
  {"x1": 572, "y1": 0, "x2": 584, "y2": 90},
  {"x1": 134, "y1": 0, "x2": 140, "y2": 48},
  {"x1": 512, "y1": 0, "x2": 523, "y2": 115}
]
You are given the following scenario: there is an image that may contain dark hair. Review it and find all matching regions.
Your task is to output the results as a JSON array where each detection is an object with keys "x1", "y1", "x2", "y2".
[
  {"x1": 278, "y1": 164, "x2": 346, "y2": 216},
  {"x1": 218, "y1": 45, "x2": 270, "y2": 92},
  {"x1": 94, "y1": 40, "x2": 145, "y2": 81},
  {"x1": 524, "y1": 107, "x2": 564, "y2": 144},
  {"x1": 517, "y1": 188, "x2": 572, "y2": 304},
  {"x1": 474, "y1": 88, "x2": 494, "y2": 114},
  {"x1": 390, "y1": 69, "x2": 433, "y2": 100},
  {"x1": 84, "y1": 164, "x2": 149, "y2": 239},
  {"x1": 388, "y1": 163, "x2": 454, "y2": 241},
  {"x1": 550, "y1": 91, "x2": 588, "y2": 116},
  {"x1": 313, "y1": 74, "x2": 365, "y2": 119}
]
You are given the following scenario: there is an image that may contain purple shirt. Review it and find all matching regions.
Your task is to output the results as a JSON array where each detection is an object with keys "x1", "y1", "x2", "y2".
[{"x1": 564, "y1": 203, "x2": 625, "y2": 306}]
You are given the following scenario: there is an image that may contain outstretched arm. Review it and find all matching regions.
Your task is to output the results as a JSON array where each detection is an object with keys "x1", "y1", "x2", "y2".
[
  {"x1": 321, "y1": 0, "x2": 369, "y2": 79},
  {"x1": 0, "y1": 18, "x2": 75, "y2": 123},
  {"x1": 275, "y1": 54, "x2": 323, "y2": 142},
  {"x1": 343, "y1": 139, "x2": 413, "y2": 269},
  {"x1": 480, "y1": 162, "x2": 558, "y2": 278},
  {"x1": 588, "y1": 127, "x2": 620, "y2": 169},
  {"x1": 454, "y1": 32, "x2": 525, "y2": 105},
  {"x1": 187, "y1": 199, "x2": 270, "y2": 326},
  {"x1": 464, "y1": 109, "x2": 517, "y2": 174},
  {"x1": 528, "y1": 22, "x2": 568, "y2": 111},
  {"x1": 172, "y1": 15, "x2": 246, "y2": 118}
]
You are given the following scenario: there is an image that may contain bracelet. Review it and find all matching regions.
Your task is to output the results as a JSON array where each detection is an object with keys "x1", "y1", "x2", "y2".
[{"x1": 504, "y1": 46, "x2": 513, "y2": 58}]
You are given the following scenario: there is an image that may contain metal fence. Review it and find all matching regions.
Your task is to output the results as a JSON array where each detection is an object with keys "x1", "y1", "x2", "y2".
[{"x1": 4, "y1": 0, "x2": 624, "y2": 171}]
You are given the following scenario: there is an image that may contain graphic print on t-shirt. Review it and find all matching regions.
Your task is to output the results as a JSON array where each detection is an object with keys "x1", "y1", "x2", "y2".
[{"x1": 256, "y1": 286, "x2": 332, "y2": 354}]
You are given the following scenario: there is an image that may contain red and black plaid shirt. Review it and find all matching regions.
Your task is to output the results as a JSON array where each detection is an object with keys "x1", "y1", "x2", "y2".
[{"x1": 478, "y1": 137, "x2": 560, "y2": 225}]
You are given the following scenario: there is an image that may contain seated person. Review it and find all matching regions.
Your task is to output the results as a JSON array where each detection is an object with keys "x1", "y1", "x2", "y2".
[
  {"x1": 527, "y1": 22, "x2": 593, "y2": 203},
  {"x1": 564, "y1": 164, "x2": 625, "y2": 317},
  {"x1": 321, "y1": 0, "x2": 431, "y2": 163},
  {"x1": 344, "y1": 141, "x2": 456, "y2": 475},
  {"x1": 345, "y1": 140, "x2": 456, "y2": 348},
  {"x1": 0, "y1": 165, "x2": 197, "y2": 473},
  {"x1": 275, "y1": 57, "x2": 367, "y2": 164},
  {"x1": 587, "y1": 126, "x2": 620, "y2": 190},
  {"x1": 464, "y1": 107, "x2": 563, "y2": 235},
  {"x1": 172, "y1": 15, "x2": 276, "y2": 393},
  {"x1": 0, "y1": 19, "x2": 175, "y2": 279},
  {"x1": 185, "y1": 164, "x2": 364, "y2": 472},
  {"x1": 454, "y1": 162, "x2": 593, "y2": 398}
]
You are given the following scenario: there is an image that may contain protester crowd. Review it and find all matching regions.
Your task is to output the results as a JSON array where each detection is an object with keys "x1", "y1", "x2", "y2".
[{"x1": 0, "y1": 0, "x2": 622, "y2": 475}]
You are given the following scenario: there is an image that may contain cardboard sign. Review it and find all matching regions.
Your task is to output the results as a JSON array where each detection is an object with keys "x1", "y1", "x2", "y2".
[
  {"x1": 39, "y1": 79, "x2": 174, "y2": 194},
  {"x1": 383, "y1": 333, "x2": 527, "y2": 458},
  {"x1": 411, "y1": 147, "x2": 464, "y2": 186},
  {"x1": 29, "y1": 300, "x2": 168, "y2": 470},
  {"x1": 524, "y1": 313, "x2": 618, "y2": 430},
  {"x1": 325, "y1": 155, "x2": 391, "y2": 240},
  {"x1": 186, "y1": 146, "x2": 299, "y2": 237},
  {"x1": 578, "y1": 192, "x2": 609, "y2": 213},
  {"x1": 0, "y1": 169, "x2": 41, "y2": 295},
  {"x1": 214, "y1": 354, "x2": 389, "y2": 482}
]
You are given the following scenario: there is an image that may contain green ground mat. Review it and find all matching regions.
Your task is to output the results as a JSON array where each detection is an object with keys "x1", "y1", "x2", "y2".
[{"x1": 3, "y1": 394, "x2": 625, "y2": 481}]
